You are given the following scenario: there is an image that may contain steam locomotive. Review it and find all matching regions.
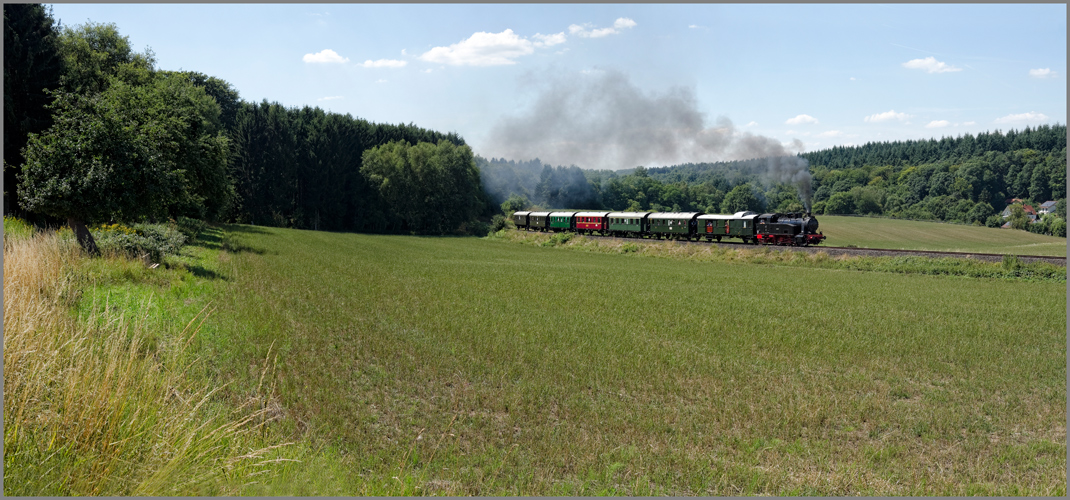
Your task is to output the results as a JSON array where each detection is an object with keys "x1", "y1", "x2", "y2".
[{"x1": 511, "y1": 210, "x2": 825, "y2": 246}]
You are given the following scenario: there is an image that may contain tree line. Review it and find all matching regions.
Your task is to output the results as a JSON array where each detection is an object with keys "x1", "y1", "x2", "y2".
[
  {"x1": 480, "y1": 125, "x2": 1066, "y2": 236},
  {"x1": 5, "y1": 5, "x2": 486, "y2": 253}
]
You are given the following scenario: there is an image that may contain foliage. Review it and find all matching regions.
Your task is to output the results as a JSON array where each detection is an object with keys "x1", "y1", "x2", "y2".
[
  {"x1": 174, "y1": 216, "x2": 207, "y2": 241},
  {"x1": 489, "y1": 214, "x2": 509, "y2": 233},
  {"x1": 480, "y1": 126, "x2": 1065, "y2": 231},
  {"x1": 4, "y1": 3, "x2": 64, "y2": 214},
  {"x1": 56, "y1": 21, "x2": 154, "y2": 95},
  {"x1": 91, "y1": 222, "x2": 186, "y2": 262},
  {"x1": 499, "y1": 194, "x2": 529, "y2": 215},
  {"x1": 19, "y1": 73, "x2": 230, "y2": 226},
  {"x1": 230, "y1": 100, "x2": 466, "y2": 231},
  {"x1": 361, "y1": 140, "x2": 484, "y2": 234}
]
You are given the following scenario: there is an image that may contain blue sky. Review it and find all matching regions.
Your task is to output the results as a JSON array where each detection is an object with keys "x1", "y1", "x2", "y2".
[{"x1": 49, "y1": 4, "x2": 1066, "y2": 170}]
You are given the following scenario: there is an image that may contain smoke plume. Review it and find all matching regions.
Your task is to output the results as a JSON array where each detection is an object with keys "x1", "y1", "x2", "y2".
[{"x1": 485, "y1": 68, "x2": 813, "y2": 209}]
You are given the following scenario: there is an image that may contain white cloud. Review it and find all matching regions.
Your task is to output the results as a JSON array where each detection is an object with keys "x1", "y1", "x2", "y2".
[
  {"x1": 1029, "y1": 68, "x2": 1056, "y2": 78},
  {"x1": 902, "y1": 56, "x2": 961, "y2": 74},
  {"x1": 849, "y1": 77, "x2": 857, "y2": 81},
  {"x1": 375, "y1": 79, "x2": 388, "y2": 84},
  {"x1": 963, "y1": 121, "x2": 976, "y2": 126},
  {"x1": 688, "y1": 24, "x2": 706, "y2": 29},
  {"x1": 569, "y1": 17, "x2": 637, "y2": 38},
  {"x1": 303, "y1": 49, "x2": 349, "y2": 64},
  {"x1": 785, "y1": 114, "x2": 819, "y2": 125},
  {"x1": 817, "y1": 130, "x2": 843, "y2": 137},
  {"x1": 532, "y1": 32, "x2": 567, "y2": 48},
  {"x1": 419, "y1": 29, "x2": 539, "y2": 66},
  {"x1": 744, "y1": 121, "x2": 758, "y2": 127},
  {"x1": 925, "y1": 120, "x2": 950, "y2": 128},
  {"x1": 361, "y1": 59, "x2": 407, "y2": 68},
  {"x1": 864, "y1": 110, "x2": 910, "y2": 122},
  {"x1": 994, "y1": 111, "x2": 1049, "y2": 124},
  {"x1": 421, "y1": 68, "x2": 433, "y2": 73},
  {"x1": 317, "y1": 96, "x2": 343, "y2": 101}
]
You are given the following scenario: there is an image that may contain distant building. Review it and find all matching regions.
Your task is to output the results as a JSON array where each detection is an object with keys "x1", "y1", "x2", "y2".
[
  {"x1": 1002, "y1": 204, "x2": 1038, "y2": 221},
  {"x1": 1038, "y1": 200, "x2": 1057, "y2": 214}
]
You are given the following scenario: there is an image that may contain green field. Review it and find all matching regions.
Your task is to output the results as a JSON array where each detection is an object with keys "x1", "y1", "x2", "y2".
[
  {"x1": 16, "y1": 225, "x2": 1066, "y2": 495},
  {"x1": 817, "y1": 215, "x2": 1067, "y2": 256},
  {"x1": 185, "y1": 226, "x2": 1067, "y2": 494}
]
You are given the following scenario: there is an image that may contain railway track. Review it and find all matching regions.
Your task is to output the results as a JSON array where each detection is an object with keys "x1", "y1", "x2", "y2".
[{"x1": 530, "y1": 230, "x2": 1068, "y2": 267}]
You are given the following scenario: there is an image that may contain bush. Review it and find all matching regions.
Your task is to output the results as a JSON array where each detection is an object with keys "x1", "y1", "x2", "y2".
[
  {"x1": 174, "y1": 216, "x2": 207, "y2": 241},
  {"x1": 466, "y1": 220, "x2": 490, "y2": 237},
  {"x1": 490, "y1": 214, "x2": 509, "y2": 233},
  {"x1": 92, "y1": 222, "x2": 186, "y2": 263}
]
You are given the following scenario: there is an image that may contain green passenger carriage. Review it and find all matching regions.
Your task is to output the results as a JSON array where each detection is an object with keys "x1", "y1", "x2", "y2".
[
  {"x1": 647, "y1": 212, "x2": 701, "y2": 240},
  {"x1": 548, "y1": 211, "x2": 578, "y2": 232},
  {"x1": 606, "y1": 212, "x2": 650, "y2": 237},
  {"x1": 697, "y1": 211, "x2": 759, "y2": 243}
]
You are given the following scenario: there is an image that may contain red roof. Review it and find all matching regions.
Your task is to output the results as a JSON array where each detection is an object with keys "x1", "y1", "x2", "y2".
[{"x1": 1023, "y1": 205, "x2": 1036, "y2": 214}]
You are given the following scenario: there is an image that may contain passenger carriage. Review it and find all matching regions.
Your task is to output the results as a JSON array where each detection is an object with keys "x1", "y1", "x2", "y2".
[
  {"x1": 606, "y1": 212, "x2": 650, "y2": 237},
  {"x1": 647, "y1": 212, "x2": 702, "y2": 240},
  {"x1": 512, "y1": 210, "x2": 530, "y2": 230},
  {"x1": 548, "y1": 211, "x2": 578, "y2": 232},
  {"x1": 527, "y1": 211, "x2": 551, "y2": 232},
  {"x1": 573, "y1": 211, "x2": 611, "y2": 235},
  {"x1": 697, "y1": 211, "x2": 759, "y2": 243}
]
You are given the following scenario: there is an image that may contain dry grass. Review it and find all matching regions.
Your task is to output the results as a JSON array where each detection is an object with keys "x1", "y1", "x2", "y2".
[{"x1": 3, "y1": 232, "x2": 289, "y2": 495}]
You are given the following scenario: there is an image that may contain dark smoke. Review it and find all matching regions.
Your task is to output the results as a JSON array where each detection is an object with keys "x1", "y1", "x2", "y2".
[{"x1": 485, "y1": 69, "x2": 813, "y2": 209}]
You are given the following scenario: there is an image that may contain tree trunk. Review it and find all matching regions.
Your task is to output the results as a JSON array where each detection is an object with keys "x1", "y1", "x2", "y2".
[{"x1": 67, "y1": 217, "x2": 99, "y2": 256}]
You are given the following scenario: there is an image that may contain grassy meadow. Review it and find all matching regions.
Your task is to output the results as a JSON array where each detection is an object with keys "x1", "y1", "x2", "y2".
[
  {"x1": 817, "y1": 215, "x2": 1067, "y2": 256},
  {"x1": 6, "y1": 223, "x2": 1066, "y2": 495}
]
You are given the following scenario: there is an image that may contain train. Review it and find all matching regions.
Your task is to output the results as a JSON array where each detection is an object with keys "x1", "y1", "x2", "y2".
[{"x1": 511, "y1": 210, "x2": 826, "y2": 246}]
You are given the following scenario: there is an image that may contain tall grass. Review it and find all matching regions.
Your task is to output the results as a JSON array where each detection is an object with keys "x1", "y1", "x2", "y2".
[
  {"x1": 3, "y1": 215, "x2": 34, "y2": 242},
  {"x1": 3, "y1": 232, "x2": 287, "y2": 495}
]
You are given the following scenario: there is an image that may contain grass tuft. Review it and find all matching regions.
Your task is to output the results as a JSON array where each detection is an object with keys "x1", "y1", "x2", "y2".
[{"x1": 3, "y1": 231, "x2": 288, "y2": 495}]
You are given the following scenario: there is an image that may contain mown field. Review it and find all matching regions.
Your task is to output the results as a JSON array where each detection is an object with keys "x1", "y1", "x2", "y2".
[
  {"x1": 818, "y1": 215, "x2": 1066, "y2": 256},
  {"x1": 9, "y1": 224, "x2": 1066, "y2": 495}
]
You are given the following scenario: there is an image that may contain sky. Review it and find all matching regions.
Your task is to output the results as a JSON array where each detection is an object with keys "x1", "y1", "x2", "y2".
[{"x1": 48, "y1": 3, "x2": 1067, "y2": 171}]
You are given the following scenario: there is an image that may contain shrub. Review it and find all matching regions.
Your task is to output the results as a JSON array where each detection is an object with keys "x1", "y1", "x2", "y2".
[
  {"x1": 489, "y1": 214, "x2": 509, "y2": 233},
  {"x1": 92, "y1": 222, "x2": 186, "y2": 263},
  {"x1": 175, "y1": 216, "x2": 207, "y2": 241}
]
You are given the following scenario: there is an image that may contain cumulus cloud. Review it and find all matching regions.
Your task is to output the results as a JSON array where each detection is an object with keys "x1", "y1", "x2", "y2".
[
  {"x1": 994, "y1": 111, "x2": 1049, "y2": 124},
  {"x1": 1029, "y1": 68, "x2": 1056, "y2": 78},
  {"x1": 902, "y1": 56, "x2": 961, "y2": 73},
  {"x1": 925, "y1": 120, "x2": 950, "y2": 128},
  {"x1": 303, "y1": 49, "x2": 349, "y2": 64},
  {"x1": 532, "y1": 32, "x2": 567, "y2": 48},
  {"x1": 419, "y1": 29, "x2": 537, "y2": 66},
  {"x1": 785, "y1": 114, "x2": 818, "y2": 125},
  {"x1": 361, "y1": 59, "x2": 407, "y2": 68},
  {"x1": 569, "y1": 17, "x2": 637, "y2": 38},
  {"x1": 864, "y1": 110, "x2": 910, "y2": 122}
]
